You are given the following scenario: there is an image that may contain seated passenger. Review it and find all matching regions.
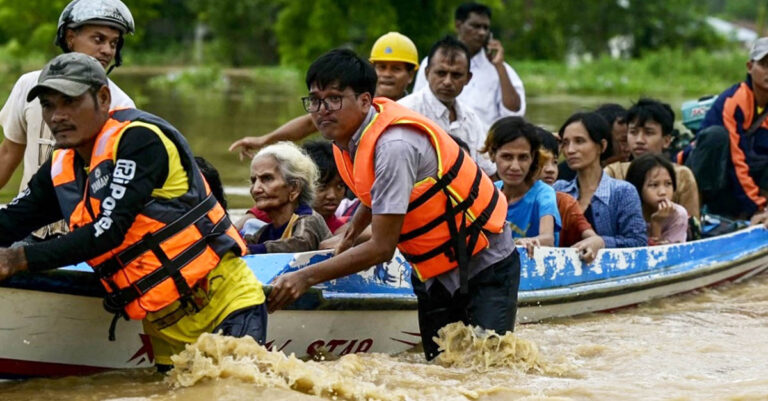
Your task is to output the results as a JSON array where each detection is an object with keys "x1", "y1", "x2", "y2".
[
  {"x1": 595, "y1": 103, "x2": 629, "y2": 165},
  {"x1": 302, "y1": 141, "x2": 350, "y2": 234},
  {"x1": 604, "y1": 98, "x2": 700, "y2": 219},
  {"x1": 537, "y1": 128, "x2": 604, "y2": 261},
  {"x1": 685, "y1": 38, "x2": 768, "y2": 221},
  {"x1": 484, "y1": 117, "x2": 561, "y2": 251},
  {"x1": 244, "y1": 142, "x2": 331, "y2": 254},
  {"x1": 626, "y1": 154, "x2": 688, "y2": 245},
  {"x1": 553, "y1": 112, "x2": 647, "y2": 248}
]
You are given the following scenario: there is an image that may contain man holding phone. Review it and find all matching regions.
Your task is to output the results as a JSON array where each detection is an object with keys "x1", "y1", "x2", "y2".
[{"x1": 414, "y1": 2, "x2": 525, "y2": 126}]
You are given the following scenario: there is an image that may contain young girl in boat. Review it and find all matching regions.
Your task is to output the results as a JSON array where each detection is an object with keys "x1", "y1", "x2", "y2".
[
  {"x1": 484, "y1": 117, "x2": 561, "y2": 254},
  {"x1": 553, "y1": 112, "x2": 647, "y2": 248},
  {"x1": 626, "y1": 153, "x2": 688, "y2": 245}
]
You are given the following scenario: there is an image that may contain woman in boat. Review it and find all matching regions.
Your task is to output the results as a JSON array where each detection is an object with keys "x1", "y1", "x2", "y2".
[
  {"x1": 553, "y1": 112, "x2": 647, "y2": 248},
  {"x1": 536, "y1": 127, "x2": 605, "y2": 261},
  {"x1": 626, "y1": 153, "x2": 688, "y2": 245},
  {"x1": 302, "y1": 140, "x2": 350, "y2": 234},
  {"x1": 484, "y1": 117, "x2": 561, "y2": 253},
  {"x1": 243, "y1": 142, "x2": 331, "y2": 254}
]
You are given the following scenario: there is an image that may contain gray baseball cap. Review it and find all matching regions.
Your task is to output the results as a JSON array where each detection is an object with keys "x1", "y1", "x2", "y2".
[
  {"x1": 750, "y1": 37, "x2": 768, "y2": 62},
  {"x1": 27, "y1": 53, "x2": 107, "y2": 102}
]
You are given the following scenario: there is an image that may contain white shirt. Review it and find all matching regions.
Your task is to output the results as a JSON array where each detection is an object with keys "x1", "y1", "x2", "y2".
[
  {"x1": 0, "y1": 70, "x2": 135, "y2": 191},
  {"x1": 413, "y1": 48, "x2": 526, "y2": 126},
  {"x1": 398, "y1": 87, "x2": 496, "y2": 176}
]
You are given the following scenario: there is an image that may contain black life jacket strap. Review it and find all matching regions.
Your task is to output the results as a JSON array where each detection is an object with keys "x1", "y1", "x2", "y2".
[
  {"x1": 401, "y1": 182, "x2": 501, "y2": 294},
  {"x1": 407, "y1": 149, "x2": 465, "y2": 212},
  {"x1": 400, "y1": 155, "x2": 481, "y2": 242},
  {"x1": 95, "y1": 194, "x2": 219, "y2": 278}
]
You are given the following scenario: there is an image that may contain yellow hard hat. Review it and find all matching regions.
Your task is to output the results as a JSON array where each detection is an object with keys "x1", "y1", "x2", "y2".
[{"x1": 369, "y1": 32, "x2": 419, "y2": 70}]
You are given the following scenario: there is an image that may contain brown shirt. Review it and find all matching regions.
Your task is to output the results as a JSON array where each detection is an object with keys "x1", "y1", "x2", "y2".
[
  {"x1": 556, "y1": 192, "x2": 593, "y2": 247},
  {"x1": 604, "y1": 161, "x2": 700, "y2": 219}
]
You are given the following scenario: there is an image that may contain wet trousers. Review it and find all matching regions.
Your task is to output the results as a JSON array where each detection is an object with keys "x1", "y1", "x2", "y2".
[{"x1": 410, "y1": 250, "x2": 521, "y2": 360}]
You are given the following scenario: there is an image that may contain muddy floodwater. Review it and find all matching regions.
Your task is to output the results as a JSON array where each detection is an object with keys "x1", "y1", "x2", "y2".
[
  {"x1": 1, "y1": 70, "x2": 756, "y2": 400},
  {"x1": 1, "y1": 271, "x2": 767, "y2": 400}
]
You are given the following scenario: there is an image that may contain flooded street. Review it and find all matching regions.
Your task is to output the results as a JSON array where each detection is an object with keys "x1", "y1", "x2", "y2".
[
  {"x1": 0, "y1": 69, "x2": 759, "y2": 400},
  {"x1": 2, "y1": 271, "x2": 766, "y2": 400}
]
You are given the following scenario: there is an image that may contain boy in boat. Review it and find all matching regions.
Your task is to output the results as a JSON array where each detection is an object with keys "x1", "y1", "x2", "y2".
[
  {"x1": 0, "y1": 53, "x2": 266, "y2": 371},
  {"x1": 267, "y1": 49, "x2": 520, "y2": 361},
  {"x1": 0, "y1": 0, "x2": 136, "y2": 242}
]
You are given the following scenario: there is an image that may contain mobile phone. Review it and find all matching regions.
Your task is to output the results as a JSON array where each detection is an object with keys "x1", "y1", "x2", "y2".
[{"x1": 485, "y1": 32, "x2": 497, "y2": 60}]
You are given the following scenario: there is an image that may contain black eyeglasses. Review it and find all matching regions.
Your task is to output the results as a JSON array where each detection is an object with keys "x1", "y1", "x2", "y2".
[{"x1": 301, "y1": 95, "x2": 345, "y2": 113}]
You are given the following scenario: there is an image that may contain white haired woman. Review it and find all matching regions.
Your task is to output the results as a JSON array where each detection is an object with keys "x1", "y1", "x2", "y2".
[{"x1": 243, "y1": 142, "x2": 331, "y2": 254}]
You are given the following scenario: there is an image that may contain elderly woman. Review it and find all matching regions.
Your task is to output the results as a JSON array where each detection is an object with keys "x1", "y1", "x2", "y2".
[
  {"x1": 553, "y1": 112, "x2": 647, "y2": 250},
  {"x1": 244, "y1": 142, "x2": 331, "y2": 254}
]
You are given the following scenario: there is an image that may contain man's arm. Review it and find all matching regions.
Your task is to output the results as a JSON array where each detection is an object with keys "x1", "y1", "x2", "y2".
[
  {"x1": 487, "y1": 39, "x2": 523, "y2": 114},
  {"x1": 229, "y1": 114, "x2": 316, "y2": 160},
  {"x1": 267, "y1": 212, "x2": 404, "y2": 312},
  {"x1": 0, "y1": 139, "x2": 25, "y2": 189},
  {"x1": 0, "y1": 158, "x2": 64, "y2": 247},
  {"x1": 722, "y1": 100, "x2": 766, "y2": 216}
]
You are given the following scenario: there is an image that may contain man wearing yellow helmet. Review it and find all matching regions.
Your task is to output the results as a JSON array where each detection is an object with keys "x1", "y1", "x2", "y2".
[{"x1": 229, "y1": 32, "x2": 420, "y2": 159}]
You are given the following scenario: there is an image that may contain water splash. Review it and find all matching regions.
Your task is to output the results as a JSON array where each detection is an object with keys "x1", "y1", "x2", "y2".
[
  {"x1": 167, "y1": 323, "x2": 573, "y2": 401},
  {"x1": 434, "y1": 322, "x2": 572, "y2": 376}
]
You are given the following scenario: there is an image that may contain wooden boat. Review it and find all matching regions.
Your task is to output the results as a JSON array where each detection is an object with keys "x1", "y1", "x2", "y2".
[{"x1": 2, "y1": 226, "x2": 768, "y2": 378}]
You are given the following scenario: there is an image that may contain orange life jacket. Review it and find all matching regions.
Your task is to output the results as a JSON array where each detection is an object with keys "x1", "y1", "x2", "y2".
[
  {"x1": 50, "y1": 109, "x2": 246, "y2": 323},
  {"x1": 333, "y1": 98, "x2": 507, "y2": 286}
]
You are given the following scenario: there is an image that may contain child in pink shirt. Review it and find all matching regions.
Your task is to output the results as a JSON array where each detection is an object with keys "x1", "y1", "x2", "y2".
[{"x1": 626, "y1": 154, "x2": 688, "y2": 244}]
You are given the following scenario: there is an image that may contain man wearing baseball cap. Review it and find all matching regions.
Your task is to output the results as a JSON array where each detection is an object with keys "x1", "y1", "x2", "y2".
[
  {"x1": 685, "y1": 37, "x2": 768, "y2": 222},
  {"x1": 0, "y1": 0, "x2": 136, "y2": 242},
  {"x1": 0, "y1": 53, "x2": 267, "y2": 371}
]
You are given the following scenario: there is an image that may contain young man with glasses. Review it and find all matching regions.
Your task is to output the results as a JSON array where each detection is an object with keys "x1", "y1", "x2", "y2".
[{"x1": 268, "y1": 49, "x2": 520, "y2": 361}]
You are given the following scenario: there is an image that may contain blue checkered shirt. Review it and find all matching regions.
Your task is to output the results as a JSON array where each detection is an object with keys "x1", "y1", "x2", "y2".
[{"x1": 553, "y1": 173, "x2": 647, "y2": 248}]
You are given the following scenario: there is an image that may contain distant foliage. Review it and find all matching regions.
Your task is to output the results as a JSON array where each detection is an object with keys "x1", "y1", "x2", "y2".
[{"x1": 0, "y1": 0, "x2": 752, "y2": 67}]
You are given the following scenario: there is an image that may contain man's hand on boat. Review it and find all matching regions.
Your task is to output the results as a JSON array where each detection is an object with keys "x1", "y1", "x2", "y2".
[
  {"x1": 0, "y1": 247, "x2": 28, "y2": 280},
  {"x1": 268, "y1": 212, "x2": 404, "y2": 312},
  {"x1": 515, "y1": 237, "x2": 539, "y2": 258},
  {"x1": 571, "y1": 235, "x2": 605, "y2": 264}
]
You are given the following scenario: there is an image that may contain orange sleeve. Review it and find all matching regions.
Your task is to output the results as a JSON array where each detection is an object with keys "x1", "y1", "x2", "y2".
[{"x1": 723, "y1": 88, "x2": 767, "y2": 210}]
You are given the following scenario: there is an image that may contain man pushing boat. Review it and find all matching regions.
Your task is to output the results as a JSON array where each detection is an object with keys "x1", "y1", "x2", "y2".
[
  {"x1": 267, "y1": 49, "x2": 520, "y2": 360},
  {"x1": 0, "y1": 53, "x2": 267, "y2": 371}
]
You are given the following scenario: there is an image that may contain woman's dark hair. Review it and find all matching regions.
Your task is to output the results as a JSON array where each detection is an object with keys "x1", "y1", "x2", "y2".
[
  {"x1": 535, "y1": 126, "x2": 559, "y2": 157},
  {"x1": 558, "y1": 111, "x2": 613, "y2": 161},
  {"x1": 483, "y1": 116, "x2": 541, "y2": 182},
  {"x1": 625, "y1": 153, "x2": 677, "y2": 199},
  {"x1": 302, "y1": 140, "x2": 340, "y2": 185},
  {"x1": 455, "y1": 2, "x2": 492, "y2": 21},
  {"x1": 195, "y1": 156, "x2": 227, "y2": 210},
  {"x1": 306, "y1": 49, "x2": 377, "y2": 97},
  {"x1": 625, "y1": 98, "x2": 675, "y2": 136},
  {"x1": 595, "y1": 103, "x2": 627, "y2": 126}
]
